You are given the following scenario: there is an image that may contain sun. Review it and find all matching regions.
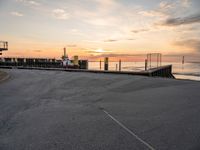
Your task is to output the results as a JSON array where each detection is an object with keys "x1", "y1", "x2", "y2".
[{"x1": 95, "y1": 48, "x2": 105, "y2": 53}]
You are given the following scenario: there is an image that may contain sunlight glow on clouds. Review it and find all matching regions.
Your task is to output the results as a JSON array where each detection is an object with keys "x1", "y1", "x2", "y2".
[
  {"x1": 52, "y1": 9, "x2": 70, "y2": 20},
  {"x1": 0, "y1": 0, "x2": 200, "y2": 59},
  {"x1": 11, "y1": 11, "x2": 24, "y2": 17},
  {"x1": 16, "y1": 0, "x2": 40, "y2": 6}
]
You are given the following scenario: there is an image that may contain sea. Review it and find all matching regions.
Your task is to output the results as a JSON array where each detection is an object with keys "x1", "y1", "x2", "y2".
[{"x1": 88, "y1": 61, "x2": 200, "y2": 81}]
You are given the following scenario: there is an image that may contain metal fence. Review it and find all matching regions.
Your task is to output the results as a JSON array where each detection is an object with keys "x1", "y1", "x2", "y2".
[{"x1": 146, "y1": 53, "x2": 162, "y2": 69}]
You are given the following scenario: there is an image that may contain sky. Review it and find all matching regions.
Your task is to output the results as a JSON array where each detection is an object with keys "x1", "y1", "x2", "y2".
[{"x1": 0, "y1": 0, "x2": 200, "y2": 61}]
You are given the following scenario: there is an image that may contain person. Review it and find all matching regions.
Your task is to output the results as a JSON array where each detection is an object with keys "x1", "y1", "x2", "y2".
[
  {"x1": 62, "y1": 57, "x2": 73, "y2": 68},
  {"x1": 63, "y1": 59, "x2": 67, "y2": 68}
]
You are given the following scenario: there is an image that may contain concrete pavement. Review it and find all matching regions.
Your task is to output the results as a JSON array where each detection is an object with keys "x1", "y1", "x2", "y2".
[{"x1": 0, "y1": 69, "x2": 200, "y2": 150}]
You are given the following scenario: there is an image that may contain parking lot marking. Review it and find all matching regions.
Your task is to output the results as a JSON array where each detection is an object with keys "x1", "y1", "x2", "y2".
[{"x1": 102, "y1": 109, "x2": 155, "y2": 150}]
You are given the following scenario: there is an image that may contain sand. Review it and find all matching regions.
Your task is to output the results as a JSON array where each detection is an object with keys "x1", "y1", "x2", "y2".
[{"x1": 0, "y1": 69, "x2": 200, "y2": 150}]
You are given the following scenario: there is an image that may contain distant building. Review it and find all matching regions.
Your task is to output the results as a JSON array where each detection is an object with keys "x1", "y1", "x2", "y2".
[{"x1": 0, "y1": 41, "x2": 8, "y2": 55}]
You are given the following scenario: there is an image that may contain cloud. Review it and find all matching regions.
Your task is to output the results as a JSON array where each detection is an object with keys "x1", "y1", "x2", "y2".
[
  {"x1": 26, "y1": 0, "x2": 39, "y2": 6},
  {"x1": 159, "y1": 13, "x2": 200, "y2": 26},
  {"x1": 104, "y1": 38, "x2": 136, "y2": 42},
  {"x1": 139, "y1": 1, "x2": 175, "y2": 18},
  {"x1": 11, "y1": 11, "x2": 24, "y2": 17},
  {"x1": 138, "y1": 11, "x2": 163, "y2": 17},
  {"x1": 159, "y1": 1, "x2": 174, "y2": 11},
  {"x1": 126, "y1": 38, "x2": 135, "y2": 41},
  {"x1": 131, "y1": 29, "x2": 149, "y2": 33},
  {"x1": 87, "y1": 53, "x2": 146, "y2": 58},
  {"x1": 84, "y1": 17, "x2": 117, "y2": 26},
  {"x1": 104, "y1": 39, "x2": 118, "y2": 42},
  {"x1": 180, "y1": 0, "x2": 191, "y2": 7},
  {"x1": 174, "y1": 39, "x2": 200, "y2": 51},
  {"x1": 16, "y1": 0, "x2": 40, "y2": 6},
  {"x1": 33, "y1": 50, "x2": 42, "y2": 52},
  {"x1": 85, "y1": 49, "x2": 112, "y2": 54},
  {"x1": 73, "y1": 0, "x2": 139, "y2": 28},
  {"x1": 67, "y1": 44, "x2": 77, "y2": 47},
  {"x1": 52, "y1": 9, "x2": 70, "y2": 20}
]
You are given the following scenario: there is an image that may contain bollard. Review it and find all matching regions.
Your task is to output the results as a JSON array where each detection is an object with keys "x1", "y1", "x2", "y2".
[
  {"x1": 116, "y1": 64, "x2": 118, "y2": 71},
  {"x1": 104, "y1": 57, "x2": 109, "y2": 71},
  {"x1": 119, "y1": 59, "x2": 121, "y2": 71}
]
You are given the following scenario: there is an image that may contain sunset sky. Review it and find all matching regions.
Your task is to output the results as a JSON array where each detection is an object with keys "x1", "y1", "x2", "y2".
[{"x1": 0, "y1": 0, "x2": 200, "y2": 61}]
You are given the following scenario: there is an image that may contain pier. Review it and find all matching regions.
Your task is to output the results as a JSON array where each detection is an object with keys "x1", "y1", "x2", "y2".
[
  {"x1": 0, "y1": 54, "x2": 174, "y2": 78},
  {"x1": 0, "y1": 64, "x2": 175, "y2": 78}
]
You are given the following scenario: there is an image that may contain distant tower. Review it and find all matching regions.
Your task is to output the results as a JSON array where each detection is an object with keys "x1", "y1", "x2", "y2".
[
  {"x1": 64, "y1": 47, "x2": 66, "y2": 58},
  {"x1": 62, "y1": 47, "x2": 68, "y2": 60}
]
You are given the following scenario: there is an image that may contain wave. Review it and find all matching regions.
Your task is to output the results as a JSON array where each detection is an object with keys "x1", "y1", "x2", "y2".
[
  {"x1": 173, "y1": 72, "x2": 200, "y2": 77},
  {"x1": 187, "y1": 62, "x2": 200, "y2": 64}
]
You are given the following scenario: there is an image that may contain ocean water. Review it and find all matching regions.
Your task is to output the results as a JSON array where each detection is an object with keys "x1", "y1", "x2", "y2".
[{"x1": 88, "y1": 61, "x2": 200, "y2": 81}]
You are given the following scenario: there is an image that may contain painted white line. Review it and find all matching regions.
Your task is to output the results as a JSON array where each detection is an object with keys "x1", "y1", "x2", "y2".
[{"x1": 102, "y1": 109, "x2": 155, "y2": 150}]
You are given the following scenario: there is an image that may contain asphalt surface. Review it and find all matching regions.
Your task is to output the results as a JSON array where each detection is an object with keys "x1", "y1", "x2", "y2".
[
  {"x1": 0, "y1": 69, "x2": 200, "y2": 150},
  {"x1": 0, "y1": 71, "x2": 8, "y2": 82}
]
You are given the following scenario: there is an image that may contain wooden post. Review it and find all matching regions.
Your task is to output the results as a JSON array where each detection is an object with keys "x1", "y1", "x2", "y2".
[
  {"x1": 160, "y1": 54, "x2": 162, "y2": 66},
  {"x1": 116, "y1": 64, "x2": 118, "y2": 71},
  {"x1": 100, "y1": 60, "x2": 102, "y2": 70},
  {"x1": 104, "y1": 57, "x2": 109, "y2": 71},
  {"x1": 150, "y1": 54, "x2": 151, "y2": 68},
  {"x1": 182, "y1": 56, "x2": 185, "y2": 64},
  {"x1": 157, "y1": 54, "x2": 159, "y2": 67},
  {"x1": 119, "y1": 59, "x2": 121, "y2": 71},
  {"x1": 145, "y1": 59, "x2": 148, "y2": 71}
]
